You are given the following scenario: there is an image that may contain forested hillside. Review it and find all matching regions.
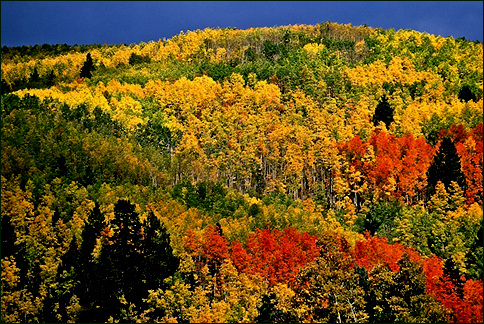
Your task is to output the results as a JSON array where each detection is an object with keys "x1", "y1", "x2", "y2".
[{"x1": 1, "y1": 22, "x2": 483, "y2": 323}]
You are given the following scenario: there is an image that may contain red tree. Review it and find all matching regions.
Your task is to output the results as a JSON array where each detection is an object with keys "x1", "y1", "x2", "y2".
[{"x1": 244, "y1": 228, "x2": 320, "y2": 287}]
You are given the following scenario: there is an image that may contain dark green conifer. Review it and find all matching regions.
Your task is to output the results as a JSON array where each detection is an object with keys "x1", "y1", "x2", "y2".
[
  {"x1": 458, "y1": 84, "x2": 476, "y2": 102},
  {"x1": 79, "y1": 199, "x2": 178, "y2": 322},
  {"x1": 80, "y1": 52, "x2": 94, "y2": 78},
  {"x1": 427, "y1": 136, "x2": 466, "y2": 194},
  {"x1": 372, "y1": 95, "x2": 394, "y2": 128}
]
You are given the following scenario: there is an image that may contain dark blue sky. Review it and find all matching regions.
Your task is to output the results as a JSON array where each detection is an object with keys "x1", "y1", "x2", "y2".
[{"x1": 1, "y1": 1, "x2": 483, "y2": 47}]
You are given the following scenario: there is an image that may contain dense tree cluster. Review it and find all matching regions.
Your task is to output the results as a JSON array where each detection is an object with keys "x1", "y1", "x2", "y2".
[{"x1": 1, "y1": 21, "x2": 482, "y2": 322}]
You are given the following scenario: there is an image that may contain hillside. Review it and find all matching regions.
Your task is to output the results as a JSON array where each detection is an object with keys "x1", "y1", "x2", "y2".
[{"x1": 1, "y1": 22, "x2": 483, "y2": 323}]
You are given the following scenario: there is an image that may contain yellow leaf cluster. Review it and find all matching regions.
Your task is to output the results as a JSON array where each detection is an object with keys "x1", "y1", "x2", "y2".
[
  {"x1": 344, "y1": 57, "x2": 438, "y2": 88},
  {"x1": 303, "y1": 43, "x2": 325, "y2": 58},
  {"x1": 14, "y1": 80, "x2": 110, "y2": 114},
  {"x1": 110, "y1": 96, "x2": 146, "y2": 131},
  {"x1": 98, "y1": 79, "x2": 146, "y2": 99}
]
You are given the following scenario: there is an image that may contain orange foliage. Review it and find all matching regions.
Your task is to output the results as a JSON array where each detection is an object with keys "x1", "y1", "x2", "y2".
[
  {"x1": 184, "y1": 227, "x2": 319, "y2": 288},
  {"x1": 354, "y1": 231, "x2": 483, "y2": 323},
  {"x1": 439, "y1": 124, "x2": 483, "y2": 204},
  {"x1": 355, "y1": 232, "x2": 409, "y2": 272},
  {"x1": 202, "y1": 225, "x2": 230, "y2": 267},
  {"x1": 463, "y1": 280, "x2": 484, "y2": 323},
  {"x1": 229, "y1": 240, "x2": 251, "y2": 273},
  {"x1": 338, "y1": 130, "x2": 435, "y2": 201},
  {"x1": 244, "y1": 228, "x2": 320, "y2": 287},
  {"x1": 183, "y1": 229, "x2": 202, "y2": 260}
]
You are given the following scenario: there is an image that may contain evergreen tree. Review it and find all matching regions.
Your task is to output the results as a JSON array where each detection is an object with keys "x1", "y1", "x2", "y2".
[
  {"x1": 363, "y1": 198, "x2": 402, "y2": 236},
  {"x1": 372, "y1": 95, "x2": 394, "y2": 128},
  {"x1": 443, "y1": 258, "x2": 465, "y2": 298},
  {"x1": 30, "y1": 67, "x2": 40, "y2": 83},
  {"x1": 1, "y1": 78, "x2": 11, "y2": 93},
  {"x1": 128, "y1": 52, "x2": 151, "y2": 65},
  {"x1": 1, "y1": 214, "x2": 17, "y2": 258},
  {"x1": 139, "y1": 211, "x2": 180, "y2": 291},
  {"x1": 80, "y1": 199, "x2": 178, "y2": 322},
  {"x1": 458, "y1": 84, "x2": 476, "y2": 102},
  {"x1": 427, "y1": 136, "x2": 465, "y2": 195},
  {"x1": 80, "y1": 53, "x2": 94, "y2": 79},
  {"x1": 28, "y1": 67, "x2": 44, "y2": 89},
  {"x1": 89, "y1": 199, "x2": 144, "y2": 320},
  {"x1": 255, "y1": 293, "x2": 294, "y2": 323},
  {"x1": 45, "y1": 70, "x2": 55, "y2": 87},
  {"x1": 366, "y1": 254, "x2": 448, "y2": 323}
]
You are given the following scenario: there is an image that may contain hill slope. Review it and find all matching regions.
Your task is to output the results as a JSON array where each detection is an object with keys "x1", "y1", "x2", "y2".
[{"x1": 1, "y1": 22, "x2": 483, "y2": 323}]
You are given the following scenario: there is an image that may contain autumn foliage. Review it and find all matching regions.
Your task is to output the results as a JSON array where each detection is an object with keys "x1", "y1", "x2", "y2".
[
  {"x1": 338, "y1": 130, "x2": 435, "y2": 203},
  {"x1": 1, "y1": 22, "x2": 482, "y2": 323},
  {"x1": 355, "y1": 231, "x2": 483, "y2": 323},
  {"x1": 184, "y1": 226, "x2": 320, "y2": 288}
]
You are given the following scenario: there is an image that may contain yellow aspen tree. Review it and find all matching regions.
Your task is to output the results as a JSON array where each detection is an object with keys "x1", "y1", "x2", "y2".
[
  {"x1": 109, "y1": 96, "x2": 146, "y2": 131},
  {"x1": 1, "y1": 257, "x2": 43, "y2": 323}
]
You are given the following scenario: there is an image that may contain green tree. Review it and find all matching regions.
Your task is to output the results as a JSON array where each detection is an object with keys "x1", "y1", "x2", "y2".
[
  {"x1": 363, "y1": 198, "x2": 403, "y2": 237},
  {"x1": 458, "y1": 84, "x2": 476, "y2": 102},
  {"x1": 427, "y1": 136, "x2": 466, "y2": 195},
  {"x1": 139, "y1": 211, "x2": 180, "y2": 290},
  {"x1": 80, "y1": 199, "x2": 179, "y2": 322},
  {"x1": 255, "y1": 292, "x2": 295, "y2": 323},
  {"x1": 372, "y1": 95, "x2": 394, "y2": 128},
  {"x1": 244, "y1": 46, "x2": 258, "y2": 62},
  {"x1": 80, "y1": 53, "x2": 94, "y2": 79},
  {"x1": 365, "y1": 253, "x2": 449, "y2": 323},
  {"x1": 291, "y1": 233, "x2": 368, "y2": 322},
  {"x1": 129, "y1": 53, "x2": 151, "y2": 65}
]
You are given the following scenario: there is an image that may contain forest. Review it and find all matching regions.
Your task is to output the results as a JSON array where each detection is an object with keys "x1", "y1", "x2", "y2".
[{"x1": 1, "y1": 21, "x2": 483, "y2": 323}]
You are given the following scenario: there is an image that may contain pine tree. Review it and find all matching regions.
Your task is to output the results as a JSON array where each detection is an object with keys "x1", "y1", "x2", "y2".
[
  {"x1": 427, "y1": 136, "x2": 465, "y2": 195},
  {"x1": 30, "y1": 67, "x2": 40, "y2": 83},
  {"x1": 45, "y1": 70, "x2": 55, "y2": 87},
  {"x1": 80, "y1": 53, "x2": 94, "y2": 79},
  {"x1": 80, "y1": 200, "x2": 179, "y2": 322},
  {"x1": 458, "y1": 84, "x2": 476, "y2": 102},
  {"x1": 372, "y1": 95, "x2": 394, "y2": 128},
  {"x1": 140, "y1": 211, "x2": 180, "y2": 291}
]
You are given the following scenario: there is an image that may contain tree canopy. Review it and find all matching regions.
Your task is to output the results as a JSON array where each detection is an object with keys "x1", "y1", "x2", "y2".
[{"x1": 1, "y1": 22, "x2": 482, "y2": 323}]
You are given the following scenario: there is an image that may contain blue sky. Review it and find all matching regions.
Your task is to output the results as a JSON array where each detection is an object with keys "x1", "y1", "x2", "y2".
[{"x1": 1, "y1": 1, "x2": 483, "y2": 47}]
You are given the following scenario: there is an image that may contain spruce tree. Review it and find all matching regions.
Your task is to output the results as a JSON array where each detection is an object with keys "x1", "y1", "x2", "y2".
[
  {"x1": 372, "y1": 95, "x2": 394, "y2": 128},
  {"x1": 80, "y1": 199, "x2": 179, "y2": 322},
  {"x1": 427, "y1": 136, "x2": 465, "y2": 194},
  {"x1": 458, "y1": 84, "x2": 476, "y2": 102},
  {"x1": 80, "y1": 53, "x2": 94, "y2": 79}
]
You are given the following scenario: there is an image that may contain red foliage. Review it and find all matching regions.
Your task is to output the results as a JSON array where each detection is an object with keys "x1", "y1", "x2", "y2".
[
  {"x1": 337, "y1": 135, "x2": 369, "y2": 171},
  {"x1": 463, "y1": 280, "x2": 484, "y2": 323},
  {"x1": 244, "y1": 228, "x2": 320, "y2": 287},
  {"x1": 184, "y1": 226, "x2": 319, "y2": 288},
  {"x1": 456, "y1": 124, "x2": 483, "y2": 204},
  {"x1": 397, "y1": 134, "x2": 435, "y2": 198},
  {"x1": 202, "y1": 225, "x2": 230, "y2": 267},
  {"x1": 438, "y1": 123, "x2": 483, "y2": 204},
  {"x1": 230, "y1": 240, "x2": 251, "y2": 273},
  {"x1": 429, "y1": 275, "x2": 476, "y2": 323},
  {"x1": 420, "y1": 254, "x2": 444, "y2": 293},
  {"x1": 440, "y1": 124, "x2": 468, "y2": 144},
  {"x1": 338, "y1": 130, "x2": 435, "y2": 201},
  {"x1": 185, "y1": 226, "x2": 483, "y2": 322},
  {"x1": 354, "y1": 231, "x2": 406, "y2": 272},
  {"x1": 183, "y1": 226, "x2": 229, "y2": 289},
  {"x1": 183, "y1": 229, "x2": 202, "y2": 258}
]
